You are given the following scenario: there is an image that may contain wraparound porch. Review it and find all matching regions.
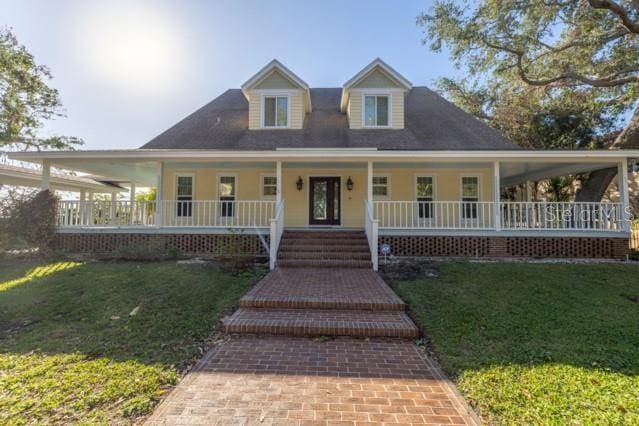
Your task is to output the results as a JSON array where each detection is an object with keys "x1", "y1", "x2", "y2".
[{"x1": 9, "y1": 148, "x2": 636, "y2": 268}]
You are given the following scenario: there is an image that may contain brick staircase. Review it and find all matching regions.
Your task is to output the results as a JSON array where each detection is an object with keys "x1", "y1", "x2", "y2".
[
  {"x1": 222, "y1": 261, "x2": 419, "y2": 338},
  {"x1": 277, "y1": 230, "x2": 373, "y2": 268}
]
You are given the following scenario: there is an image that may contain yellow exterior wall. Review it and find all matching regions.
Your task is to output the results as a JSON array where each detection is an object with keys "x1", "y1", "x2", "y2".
[
  {"x1": 346, "y1": 92, "x2": 404, "y2": 129},
  {"x1": 281, "y1": 168, "x2": 368, "y2": 228},
  {"x1": 160, "y1": 165, "x2": 494, "y2": 228},
  {"x1": 247, "y1": 91, "x2": 305, "y2": 130}
]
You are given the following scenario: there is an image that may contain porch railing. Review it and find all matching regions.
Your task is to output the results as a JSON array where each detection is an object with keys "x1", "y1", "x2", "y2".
[
  {"x1": 157, "y1": 200, "x2": 275, "y2": 227},
  {"x1": 57, "y1": 200, "x2": 276, "y2": 228},
  {"x1": 364, "y1": 200, "x2": 379, "y2": 271},
  {"x1": 269, "y1": 200, "x2": 285, "y2": 270},
  {"x1": 57, "y1": 200, "x2": 156, "y2": 227},
  {"x1": 373, "y1": 201, "x2": 625, "y2": 232},
  {"x1": 500, "y1": 202, "x2": 623, "y2": 231},
  {"x1": 374, "y1": 201, "x2": 494, "y2": 230}
]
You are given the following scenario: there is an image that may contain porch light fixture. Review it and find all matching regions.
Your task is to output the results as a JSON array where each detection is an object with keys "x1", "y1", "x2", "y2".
[
  {"x1": 346, "y1": 176, "x2": 354, "y2": 191},
  {"x1": 296, "y1": 176, "x2": 303, "y2": 191}
]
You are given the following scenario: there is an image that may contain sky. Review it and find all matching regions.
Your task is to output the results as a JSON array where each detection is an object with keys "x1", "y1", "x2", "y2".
[{"x1": 1, "y1": 0, "x2": 461, "y2": 150}]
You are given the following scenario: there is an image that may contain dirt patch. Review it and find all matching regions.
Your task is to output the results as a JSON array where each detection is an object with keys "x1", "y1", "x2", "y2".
[{"x1": 380, "y1": 259, "x2": 441, "y2": 282}]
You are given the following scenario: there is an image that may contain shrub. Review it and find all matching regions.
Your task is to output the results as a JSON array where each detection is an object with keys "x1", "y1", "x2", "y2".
[
  {"x1": 1, "y1": 189, "x2": 58, "y2": 256},
  {"x1": 109, "y1": 240, "x2": 180, "y2": 261},
  {"x1": 16, "y1": 190, "x2": 59, "y2": 255}
]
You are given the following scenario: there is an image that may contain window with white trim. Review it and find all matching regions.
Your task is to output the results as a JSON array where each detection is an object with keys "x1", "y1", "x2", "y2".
[
  {"x1": 218, "y1": 175, "x2": 236, "y2": 217},
  {"x1": 263, "y1": 96, "x2": 288, "y2": 128},
  {"x1": 461, "y1": 176, "x2": 479, "y2": 219},
  {"x1": 176, "y1": 175, "x2": 193, "y2": 217},
  {"x1": 416, "y1": 176, "x2": 434, "y2": 219},
  {"x1": 262, "y1": 175, "x2": 277, "y2": 198},
  {"x1": 364, "y1": 95, "x2": 389, "y2": 127},
  {"x1": 372, "y1": 175, "x2": 389, "y2": 198}
]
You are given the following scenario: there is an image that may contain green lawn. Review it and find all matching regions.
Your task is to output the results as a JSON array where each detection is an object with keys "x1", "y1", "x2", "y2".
[
  {"x1": 390, "y1": 262, "x2": 639, "y2": 424},
  {"x1": 0, "y1": 259, "x2": 259, "y2": 425}
]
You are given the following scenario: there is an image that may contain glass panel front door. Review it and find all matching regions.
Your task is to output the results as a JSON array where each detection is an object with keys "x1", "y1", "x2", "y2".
[{"x1": 309, "y1": 177, "x2": 340, "y2": 225}]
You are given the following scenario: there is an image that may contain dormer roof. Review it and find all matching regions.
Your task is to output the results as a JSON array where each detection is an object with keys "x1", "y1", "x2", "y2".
[
  {"x1": 340, "y1": 58, "x2": 412, "y2": 111},
  {"x1": 241, "y1": 59, "x2": 312, "y2": 112}
]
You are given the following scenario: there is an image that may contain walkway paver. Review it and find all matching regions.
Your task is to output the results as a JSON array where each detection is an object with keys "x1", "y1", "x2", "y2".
[{"x1": 146, "y1": 336, "x2": 478, "y2": 425}]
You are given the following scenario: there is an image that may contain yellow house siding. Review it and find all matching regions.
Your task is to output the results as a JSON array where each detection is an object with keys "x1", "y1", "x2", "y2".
[
  {"x1": 282, "y1": 167, "x2": 367, "y2": 228},
  {"x1": 159, "y1": 165, "x2": 496, "y2": 228},
  {"x1": 391, "y1": 93, "x2": 404, "y2": 129},
  {"x1": 352, "y1": 69, "x2": 401, "y2": 89},
  {"x1": 347, "y1": 95, "x2": 363, "y2": 129},
  {"x1": 346, "y1": 92, "x2": 404, "y2": 129},
  {"x1": 247, "y1": 91, "x2": 304, "y2": 130}
]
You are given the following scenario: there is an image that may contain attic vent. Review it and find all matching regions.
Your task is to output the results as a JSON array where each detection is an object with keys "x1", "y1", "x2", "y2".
[{"x1": 214, "y1": 116, "x2": 221, "y2": 126}]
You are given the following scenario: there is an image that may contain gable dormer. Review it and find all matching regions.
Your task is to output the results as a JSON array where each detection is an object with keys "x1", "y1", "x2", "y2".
[
  {"x1": 341, "y1": 58, "x2": 412, "y2": 129},
  {"x1": 241, "y1": 60, "x2": 312, "y2": 130}
]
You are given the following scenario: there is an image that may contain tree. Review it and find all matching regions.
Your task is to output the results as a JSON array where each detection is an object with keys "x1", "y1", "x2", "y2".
[
  {"x1": 0, "y1": 28, "x2": 82, "y2": 151},
  {"x1": 418, "y1": 0, "x2": 639, "y2": 201}
]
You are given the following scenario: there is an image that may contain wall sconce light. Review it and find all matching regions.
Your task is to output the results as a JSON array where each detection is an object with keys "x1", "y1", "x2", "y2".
[
  {"x1": 346, "y1": 176, "x2": 354, "y2": 191},
  {"x1": 296, "y1": 176, "x2": 304, "y2": 191}
]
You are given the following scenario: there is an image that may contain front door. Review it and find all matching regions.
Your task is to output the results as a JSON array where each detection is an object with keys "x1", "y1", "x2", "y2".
[{"x1": 309, "y1": 177, "x2": 341, "y2": 225}]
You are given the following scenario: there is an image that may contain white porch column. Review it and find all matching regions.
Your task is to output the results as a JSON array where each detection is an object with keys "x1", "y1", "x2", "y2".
[
  {"x1": 87, "y1": 191, "x2": 94, "y2": 226},
  {"x1": 156, "y1": 162, "x2": 164, "y2": 227},
  {"x1": 276, "y1": 161, "x2": 282, "y2": 204},
  {"x1": 129, "y1": 183, "x2": 136, "y2": 225},
  {"x1": 41, "y1": 160, "x2": 51, "y2": 190},
  {"x1": 525, "y1": 181, "x2": 532, "y2": 202},
  {"x1": 493, "y1": 161, "x2": 501, "y2": 230},
  {"x1": 110, "y1": 191, "x2": 117, "y2": 225},
  {"x1": 367, "y1": 161, "x2": 373, "y2": 203},
  {"x1": 79, "y1": 189, "x2": 87, "y2": 226},
  {"x1": 619, "y1": 160, "x2": 630, "y2": 232}
]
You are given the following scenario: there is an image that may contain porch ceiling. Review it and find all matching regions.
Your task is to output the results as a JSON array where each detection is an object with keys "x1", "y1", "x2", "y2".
[{"x1": 500, "y1": 162, "x2": 616, "y2": 186}]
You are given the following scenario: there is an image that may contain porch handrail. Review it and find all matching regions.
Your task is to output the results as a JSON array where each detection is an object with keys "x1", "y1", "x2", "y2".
[
  {"x1": 365, "y1": 200, "x2": 379, "y2": 271},
  {"x1": 158, "y1": 200, "x2": 275, "y2": 228},
  {"x1": 269, "y1": 200, "x2": 285, "y2": 270},
  {"x1": 57, "y1": 199, "x2": 276, "y2": 228},
  {"x1": 57, "y1": 200, "x2": 156, "y2": 227},
  {"x1": 373, "y1": 200, "x2": 624, "y2": 232},
  {"x1": 500, "y1": 201, "x2": 624, "y2": 231},
  {"x1": 374, "y1": 201, "x2": 494, "y2": 230}
]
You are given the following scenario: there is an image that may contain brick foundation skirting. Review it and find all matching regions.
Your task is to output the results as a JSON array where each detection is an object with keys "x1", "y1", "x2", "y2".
[
  {"x1": 379, "y1": 235, "x2": 630, "y2": 260},
  {"x1": 53, "y1": 233, "x2": 268, "y2": 256}
]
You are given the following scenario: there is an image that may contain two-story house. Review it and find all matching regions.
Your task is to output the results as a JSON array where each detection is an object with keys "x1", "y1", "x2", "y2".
[{"x1": 11, "y1": 59, "x2": 638, "y2": 269}]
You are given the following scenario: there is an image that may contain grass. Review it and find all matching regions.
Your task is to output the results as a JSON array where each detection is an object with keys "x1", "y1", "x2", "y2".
[
  {"x1": 0, "y1": 259, "x2": 260, "y2": 425},
  {"x1": 390, "y1": 262, "x2": 639, "y2": 425}
]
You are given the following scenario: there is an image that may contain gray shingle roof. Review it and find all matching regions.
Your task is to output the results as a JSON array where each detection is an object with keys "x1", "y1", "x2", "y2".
[{"x1": 141, "y1": 87, "x2": 519, "y2": 150}]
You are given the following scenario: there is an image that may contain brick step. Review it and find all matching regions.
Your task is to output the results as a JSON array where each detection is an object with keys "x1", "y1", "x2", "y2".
[
  {"x1": 278, "y1": 251, "x2": 371, "y2": 261},
  {"x1": 222, "y1": 308, "x2": 419, "y2": 338},
  {"x1": 279, "y1": 242, "x2": 370, "y2": 250},
  {"x1": 279, "y1": 245, "x2": 370, "y2": 253},
  {"x1": 282, "y1": 238, "x2": 368, "y2": 245},
  {"x1": 240, "y1": 268, "x2": 407, "y2": 311},
  {"x1": 277, "y1": 259, "x2": 372, "y2": 269},
  {"x1": 283, "y1": 231, "x2": 367, "y2": 239}
]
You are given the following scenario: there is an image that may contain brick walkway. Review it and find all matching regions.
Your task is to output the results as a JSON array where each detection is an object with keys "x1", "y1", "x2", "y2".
[{"x1": 145, "y1": 336, "x2": 479, "y2": 425}]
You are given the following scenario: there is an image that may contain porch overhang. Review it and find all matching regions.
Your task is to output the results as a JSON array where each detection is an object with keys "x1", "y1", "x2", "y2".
[{"x1": 9, "y1": 148, "x2": 638, "y2": 188}]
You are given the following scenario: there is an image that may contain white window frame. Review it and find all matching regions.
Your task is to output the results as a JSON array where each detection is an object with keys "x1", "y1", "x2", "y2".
[
  {"x1": 261, "y1": 94, "x2": 291, "y2": 129},
  {"x1": 372, "y1": 174, "x2": 391, "y2": 200},
  {"x1": 415, "y1": 174, "x2": 437, "y2": 221},
  {"x1": 460, "y1": 174, "x2": 482, "y2": 221},
  {"x1": 362, "y1": 92, "x2": 392, "y2": 128},
  {"x1": 260, "y1": 173, "x2": 277, "y2": 200},
  {"x1": 173, "y1": 173, "x2": 195, "y2": 218}
]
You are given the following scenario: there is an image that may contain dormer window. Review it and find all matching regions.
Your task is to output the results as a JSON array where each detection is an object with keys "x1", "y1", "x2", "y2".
[
  {"x1": 263, "y1": 95, "x2": 289, "y2": 128},
  {"x1": 364, "y1": 95, "x2": 389, "y2": 127}
]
